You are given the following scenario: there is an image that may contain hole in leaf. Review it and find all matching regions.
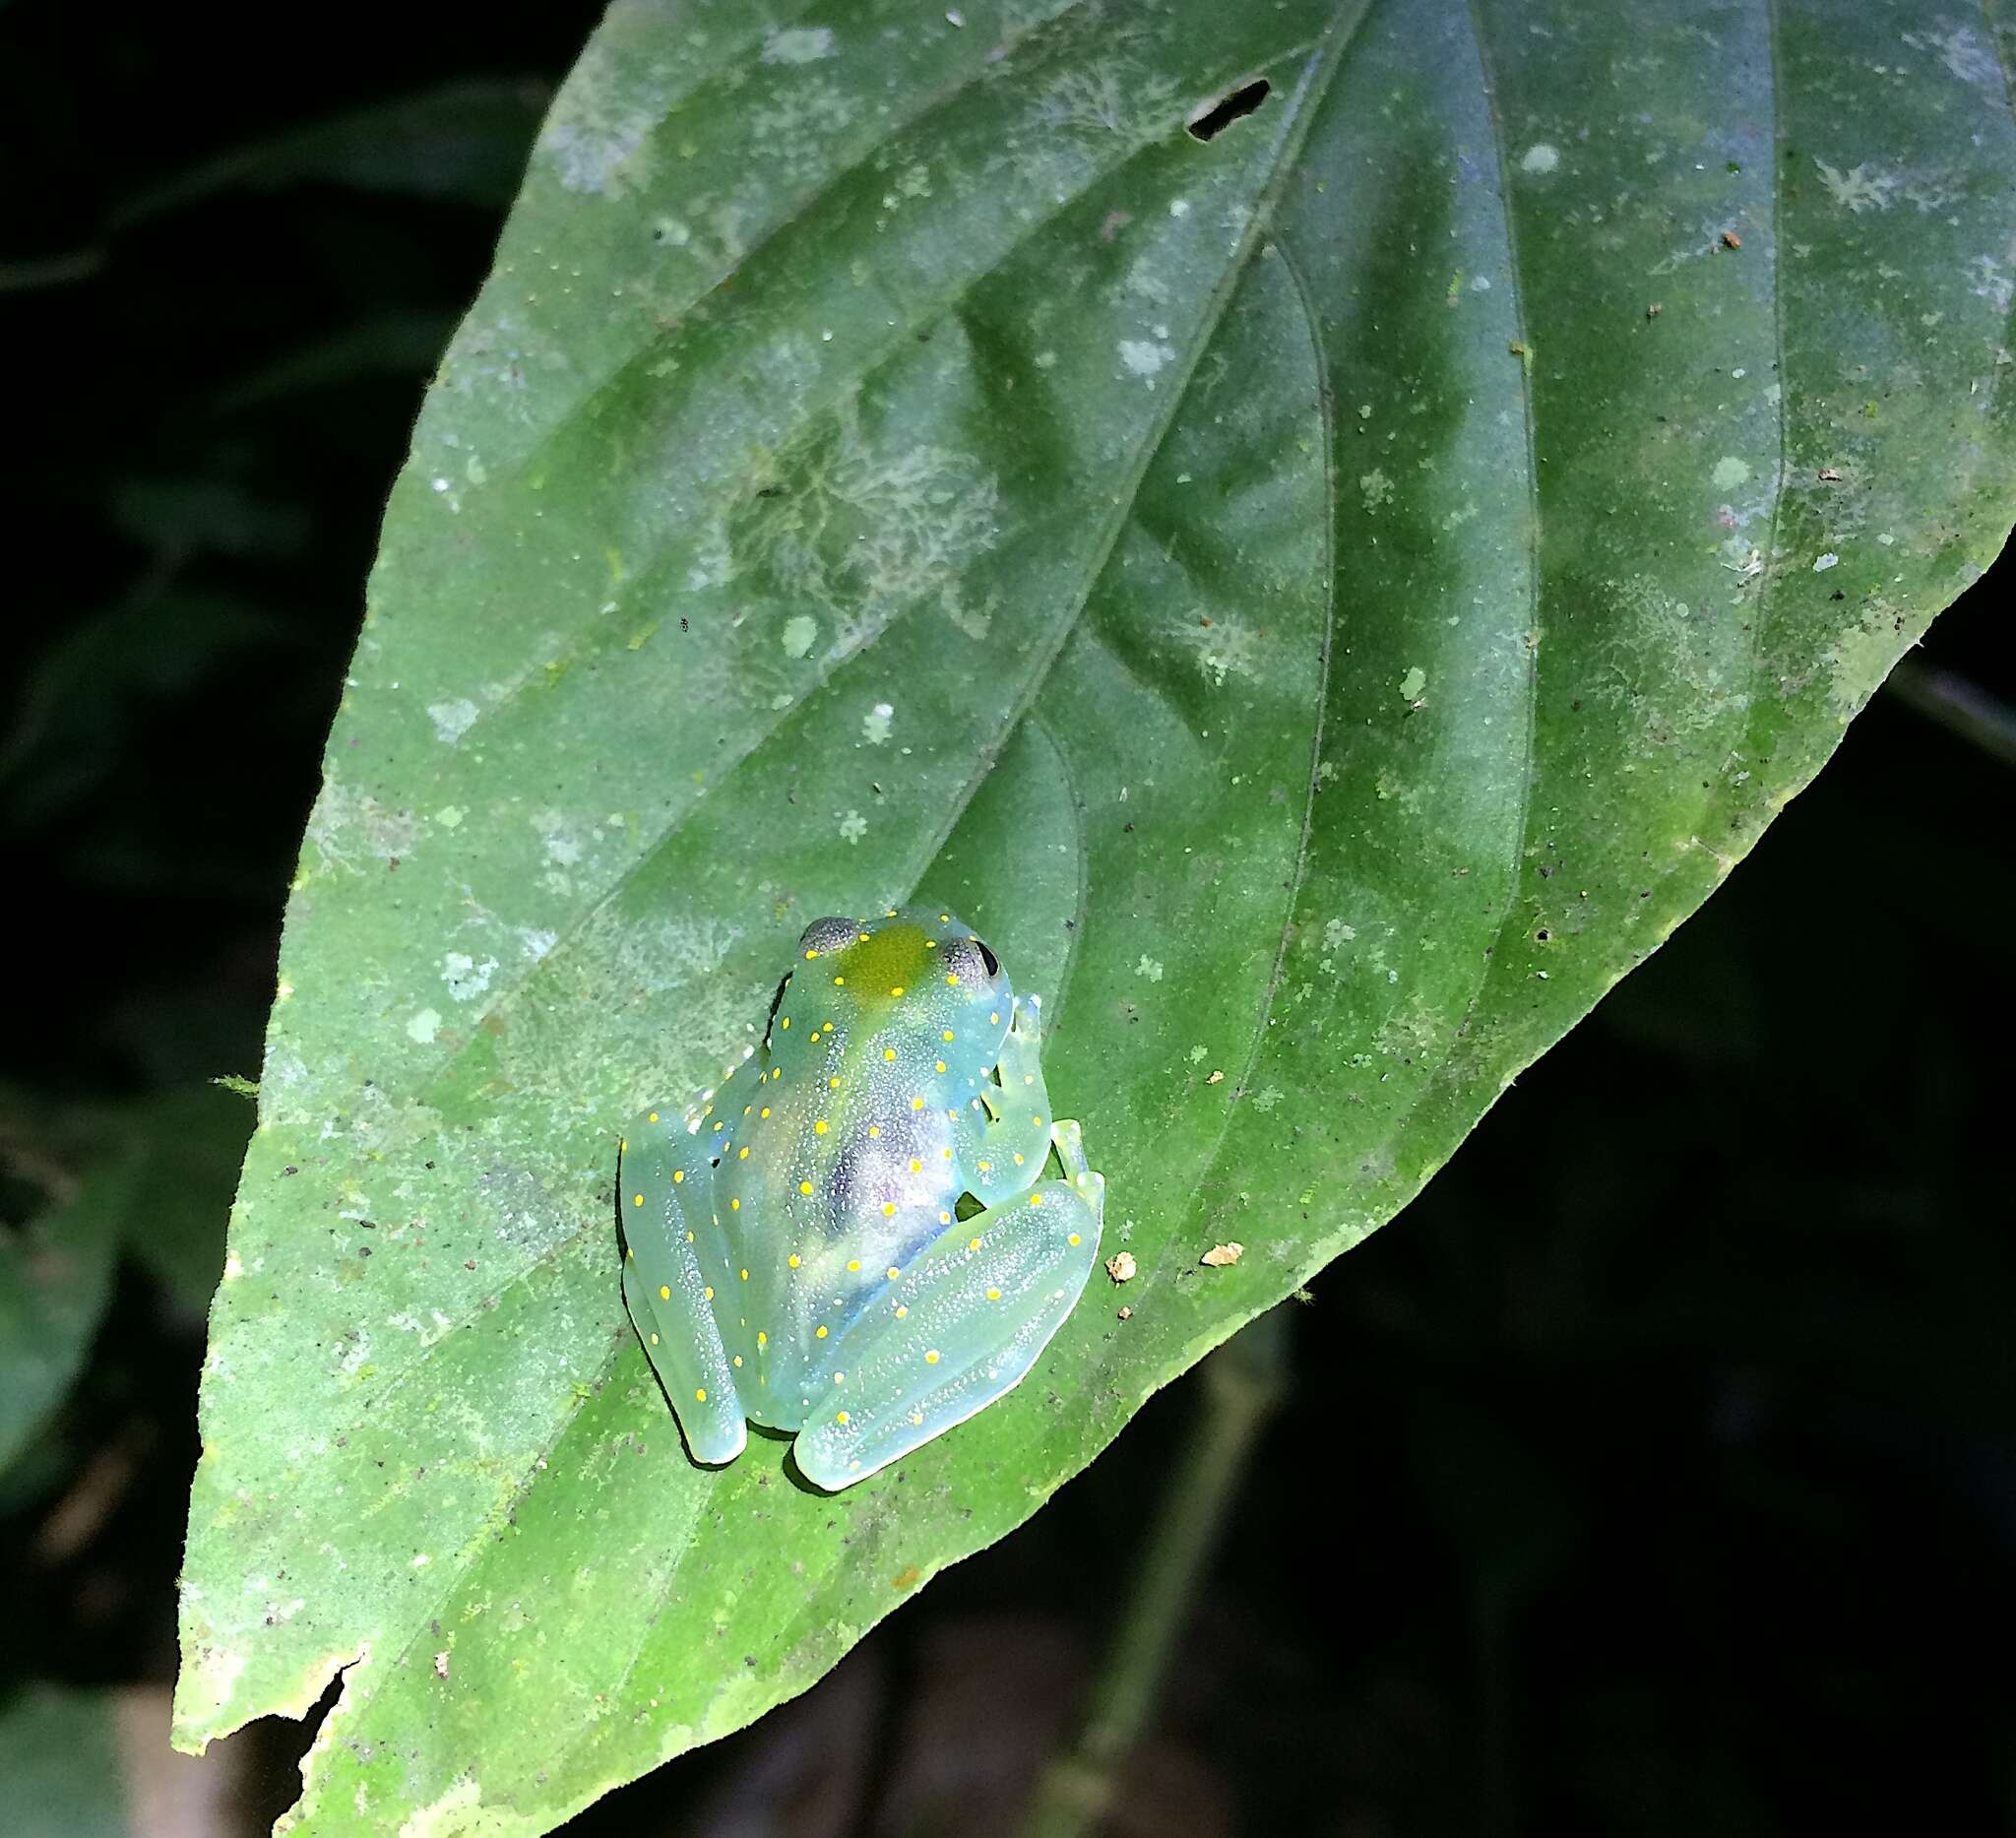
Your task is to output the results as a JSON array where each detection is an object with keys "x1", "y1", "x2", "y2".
[{"x1": 1186, "y1": 78, "x2": 1271, "y2": 143}]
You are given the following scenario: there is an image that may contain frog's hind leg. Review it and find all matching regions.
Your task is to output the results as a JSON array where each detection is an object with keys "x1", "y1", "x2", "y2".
[
  {"x1": 619, "y1": 1110, "x2": 747, "y2": 1465},
  {"x1": 792, "y1": 1122, "x2": 1103, "y2": 1490}
]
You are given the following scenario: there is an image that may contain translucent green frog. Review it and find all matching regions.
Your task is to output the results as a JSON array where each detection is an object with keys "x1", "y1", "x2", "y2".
[{"x1": 618, "y1": 907, "x2": 1104, "y2": 1489}]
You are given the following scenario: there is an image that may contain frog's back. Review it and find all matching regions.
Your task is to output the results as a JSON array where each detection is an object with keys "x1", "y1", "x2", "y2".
[{"x1": 720, "y1": 908, "x2": 1016, "y2": 1428}]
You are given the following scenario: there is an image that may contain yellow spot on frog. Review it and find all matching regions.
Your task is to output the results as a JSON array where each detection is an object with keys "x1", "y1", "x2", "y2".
[
  {"x1": 632, "y1": 1193, "x2": 644, "y2": 1206},
  {"x1": 798, "y1": 1181, "x2": 813, "y2": 1196},
  {"x1": 970, "y1": 1236, "x2": 984, "y2": 1249},
  {"x1": 887, "y1": 1265, "x2": 901, "y2": 1279},
  {"x1": 925, "y1": 1349, "x2": 941, "y2": 1364},
  {"x1": 1029, "y1": 1193, "x2": 1043, "y2": 1207},
  {"x1": 942, "y1": 1029, "x2": 955, "y2": 1042},
  {"x1": 659, "y1": 1285, "x2": 670, "y2": 1299},
  {"x1": 695, "y1": 1388, "x2": 707, "y2": 1402},
  {"x1": 738, "y1": 1146, "x2": 750, "y2": 1159},
  {"x1": 788, "y1": 1253, "x2": 801, "y2": 1267},
  {"x1": 847, "y1": 1258, "x2": 861, "y2": 1272},
  {"x1": 882, "y1": 1201, "x2": 897, "y2": 1216},
  {"x1": 987, "y1": 1287, "x2": 1002, "y2": 1300},
  {"x1": 816, "y1": 1324, "x2": 829, "y2": 1339},
  {"x1": 815, "y1": 1119, "x2": 829, "y2": 1134},
  {"x1": 890, "y1": 984, "x2": 905, "y2": 997},
  {"x1": 836, "y1": 1411, "x2": 850, "y2": 1425},
  {"x1": 884, "y1": 1047, "x2": 897, "y2": 1061},
  {"x1": 1068, "y1": 1234, "x2": 1082, "y2": 1246}
]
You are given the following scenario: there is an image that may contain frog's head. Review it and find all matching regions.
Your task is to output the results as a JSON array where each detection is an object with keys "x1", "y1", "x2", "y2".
[{"x1": 792, "y1": 908, "x2": 1014, "y2": 1074}]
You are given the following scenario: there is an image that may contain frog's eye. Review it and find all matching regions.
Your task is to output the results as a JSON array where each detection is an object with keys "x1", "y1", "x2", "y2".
[
  {"x1": 942, "y1": 935, "x2": 1004, "y2": 987},
  {"x1": 797, "y1": 916, "x2": 859, "y2": 958}
]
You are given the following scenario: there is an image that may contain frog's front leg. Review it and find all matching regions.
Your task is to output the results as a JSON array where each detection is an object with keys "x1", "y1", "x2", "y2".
[
  {"x1": 967, "y1": 993, "x2": 1060, "y2": 1199},
  {"x1": 792, "y1": 1120, "x2": 1103, "y2": 1489},
  {"x1": 618, "y1": 1109, "x2": 747, "y2": 1465}
]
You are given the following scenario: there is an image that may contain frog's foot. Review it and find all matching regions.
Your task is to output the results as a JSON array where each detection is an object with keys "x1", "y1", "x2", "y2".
[
  {"x1": 619, "y1": 1109, "x2": 747, "y2": 1466},
  {"x1": 791, "y1": 1167, "x2": 1102, "y2": 1490},
  {"x1": 1047, "y1": 1118, "x2": 1102, "y2": 1196}
]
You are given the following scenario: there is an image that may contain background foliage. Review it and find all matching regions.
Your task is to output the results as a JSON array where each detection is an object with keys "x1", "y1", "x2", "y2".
[{"x1": 2, "y1": 2, "x2": 2012, "y2": 1834}]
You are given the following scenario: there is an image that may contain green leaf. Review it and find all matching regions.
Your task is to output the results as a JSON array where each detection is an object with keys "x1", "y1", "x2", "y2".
[
  {"x1": 0, "y1": 1082, "x2": 246, "y2": 1476},
  {"x1": 0, "y1": 1112, "x2": 122, "y2": 1476},
  {"x1": 119, "y1": 79, "x2": 551, "y2": 222},
  {"x1": 0, "y1": 1685, "x2": 228, "y2": 1837},
  {"x1": 0, "y1": 1687, "x2": 129, "y2": 1837},
  {"x1": 175, "y1": 1, "x2": 2016, "y2": 1830}
]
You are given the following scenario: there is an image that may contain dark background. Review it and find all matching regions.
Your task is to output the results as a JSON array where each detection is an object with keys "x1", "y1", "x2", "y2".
[{"x1": 4, "y1": 5, "x2": 2011, "y2": 1834}]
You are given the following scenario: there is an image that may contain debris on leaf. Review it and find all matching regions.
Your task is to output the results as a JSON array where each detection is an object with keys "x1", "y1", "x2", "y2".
[
  {"x1": 1105, "y1": 1250, "x2": 1136, "y2": 1284},
  {"x1": 1721, "y1": 229, "x2": 1742, "y2": 249},
  {"x1": 1206, "y1": 1069, "x2": 1225, "y2": 1085},
  {"x1": 1818, "y1": 467, "x2": 1843, "y2": 481},
  {"x1": 1646, "y1": 302, "x2": 1662, "y2": 319},
  {"x1": 1117, "y1": 1305, "x2": 1132, "y2": 1320},
  {"x1": 434, "y1": 1652, "x2": 450, "y2": 1680},
  {"x1": 1200, "y1": 1241, "x2": 1244, "y2": 1268}
]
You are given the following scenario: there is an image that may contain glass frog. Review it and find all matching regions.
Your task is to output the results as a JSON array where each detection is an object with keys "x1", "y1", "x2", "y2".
[{"x1": 618, "y1": 907, "x2": 1104, "y2": 1490}]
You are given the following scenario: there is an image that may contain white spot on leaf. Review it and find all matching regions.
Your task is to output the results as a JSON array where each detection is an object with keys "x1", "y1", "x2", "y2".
[
  {"x1": 427, "y1": 699, "x2": 479, "y2": 745},
  {"x1": 1118, "y1": 339, "x2": 1172, "y2": 378},
  {"x1": 442, "y1": 954, "x2": 498, "y2": 1001},
  {"x1": 763, "y1": 27, "x2": 837, "y2": 65}
]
